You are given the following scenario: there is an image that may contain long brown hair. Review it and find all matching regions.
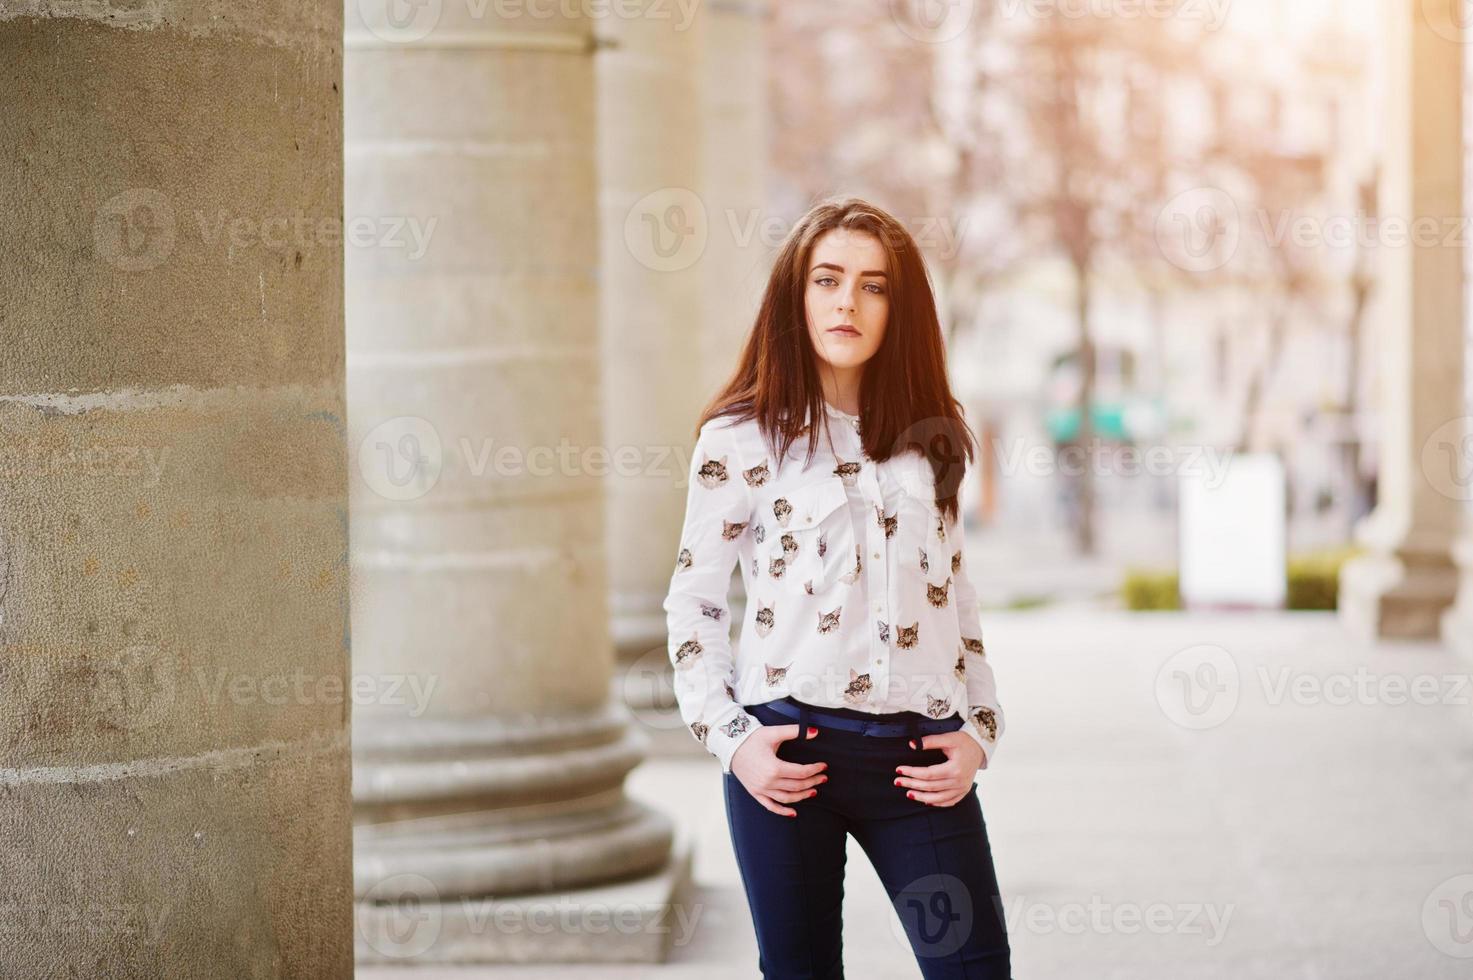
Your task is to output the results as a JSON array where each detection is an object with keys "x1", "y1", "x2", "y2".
[{"x1": 697, "y1": 195, "x2": 977, "y2": 525}]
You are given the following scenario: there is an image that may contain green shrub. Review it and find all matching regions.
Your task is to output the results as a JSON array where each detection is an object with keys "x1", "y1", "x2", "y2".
[
  {"x1": 1286, "y1": 545, "x2": 1363, "y2": 610},
  {"x1": 1121, "y1": 568, "x2": 1181, "y2": 610},
  {"x1": 1004, "y1": 594, "x2": 1053, "y2": 611},
  {"x1": 1119, "y1": 545, "x2": 1364, "y2": 611}
]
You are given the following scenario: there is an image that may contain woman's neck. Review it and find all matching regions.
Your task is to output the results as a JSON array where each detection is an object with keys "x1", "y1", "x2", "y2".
[{"x1": 820, "y1": 372, "x2": 863, "y2": 416}]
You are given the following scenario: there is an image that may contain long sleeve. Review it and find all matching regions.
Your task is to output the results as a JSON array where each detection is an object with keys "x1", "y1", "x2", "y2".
[
  {"x1": 662, "y1": 419, "x2": 762, "y2": 772},
  {"x1": 948, "y1": 498, "x2": 1005, "y2": 767}
]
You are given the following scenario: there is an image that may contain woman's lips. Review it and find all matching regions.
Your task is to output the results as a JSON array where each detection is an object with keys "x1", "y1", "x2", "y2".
[{"x1": 828, "y1": 327, "x2": 860, "y2": 337}]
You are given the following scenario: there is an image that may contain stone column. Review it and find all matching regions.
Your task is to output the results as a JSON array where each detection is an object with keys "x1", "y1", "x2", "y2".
[
  {"x1": 0, "y1": 4, "x2": 352, "y2": 978},
  {"x1": 598, "y1": 1, "x2": 709, "y2": 727},
  {"x1": 600, "y1": 0, "x2": 771, "y2": 750},
  {"x1": 345, "y1": 1, "x2": 681, "y2": 964},
  {"x1": 698, "y1": 0, "x2": 772, "y2": 395},
  {"x1": 1448, "y1": 532, "x2": 1473, "y2": 657},
  {"x1": 1339, "y1": 0, "x2": 1466, "y2": 640}
]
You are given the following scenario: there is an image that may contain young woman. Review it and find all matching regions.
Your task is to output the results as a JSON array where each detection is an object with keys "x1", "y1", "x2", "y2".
[{"x1": 663, "y1": 197, "x2": 1012, "y2": 979}]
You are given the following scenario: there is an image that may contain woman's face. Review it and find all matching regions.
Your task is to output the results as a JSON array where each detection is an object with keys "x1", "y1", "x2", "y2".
[{"x1": 804, "y1": 228, "x2": 889, "y2": 373}]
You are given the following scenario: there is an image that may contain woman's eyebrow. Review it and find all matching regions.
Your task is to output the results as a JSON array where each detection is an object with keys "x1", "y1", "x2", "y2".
[{"x1": 811, "y1": 262, "x2": 888, "y2": 278}]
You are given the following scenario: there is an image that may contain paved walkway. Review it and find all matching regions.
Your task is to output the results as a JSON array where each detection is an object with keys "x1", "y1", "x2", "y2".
[{"x1": 363, "y1": 610, "x2": 1473, "y2": 978}]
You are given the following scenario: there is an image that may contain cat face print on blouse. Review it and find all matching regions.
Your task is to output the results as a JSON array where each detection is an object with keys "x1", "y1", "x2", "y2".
[{"x1": 663, "y1": 408, "x2": 1005, "y2": 774}]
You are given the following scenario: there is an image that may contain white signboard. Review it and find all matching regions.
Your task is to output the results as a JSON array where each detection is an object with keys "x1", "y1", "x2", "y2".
[{"x1": 1179, "y1": 452, "x2": 1286, "y2": 608}]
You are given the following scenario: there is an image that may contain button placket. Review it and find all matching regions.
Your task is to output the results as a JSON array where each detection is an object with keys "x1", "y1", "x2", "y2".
[
  {"x1": 833, "y1": 419, "x2": 889, "y2": 676},
  {"x1": 858, "y1": 461, "x2": 889, "y2": 667}
]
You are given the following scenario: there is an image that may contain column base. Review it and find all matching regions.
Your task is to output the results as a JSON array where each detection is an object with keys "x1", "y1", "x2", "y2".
[
  {"x1": 356, "y1": 835, "x2": 694, "y2": 964},
  {"x1": 353, "y1": 705, "x2": 684, "y2": 966},
  {"x1": 1338, "y1": 546, "x2": 1459, "y2": 641},
  {"x1": 1441, "y1": 531, "x2": 1473, "y2": 659}
]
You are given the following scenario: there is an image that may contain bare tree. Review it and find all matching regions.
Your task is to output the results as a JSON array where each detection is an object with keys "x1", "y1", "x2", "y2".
[
  {"x1": 980, "y1": 9, "x2": 1205, "y2": 553},
  {"x1": 768, "y1": 3, "x2": 1367, "y2": 553},
  {"x1": 768, "y1": 1, "x2": 1017, "y2": 348}
]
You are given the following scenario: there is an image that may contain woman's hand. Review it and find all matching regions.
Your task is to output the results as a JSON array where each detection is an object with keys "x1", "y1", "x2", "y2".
[
  {"x1": 730, "y1": 724, "x2": 829, "y2": 817},
  {"x1": 893, "y1": 731, "x2": 985, "y2": 807}
]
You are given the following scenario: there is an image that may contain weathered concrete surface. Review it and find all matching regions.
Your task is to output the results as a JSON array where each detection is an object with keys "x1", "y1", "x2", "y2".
[{"x1": 0, "y1": 4, "x2": 352, "y2": 977}]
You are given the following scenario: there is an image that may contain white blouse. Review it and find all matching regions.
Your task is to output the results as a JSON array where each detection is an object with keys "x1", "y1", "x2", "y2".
[{"x1": 663, "y1": 400, "x2": 1005, "y2": 773}]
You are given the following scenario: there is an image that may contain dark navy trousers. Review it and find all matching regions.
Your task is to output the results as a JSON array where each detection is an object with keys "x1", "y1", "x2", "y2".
[{"x1": 722, "y1": 699, "x2": 1013, "y2": 979}]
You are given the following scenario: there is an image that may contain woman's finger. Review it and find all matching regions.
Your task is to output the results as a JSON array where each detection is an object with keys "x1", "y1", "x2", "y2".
[
  {"x1": 767, "y1": 786, "x2": 819, "y2": 804},
  {"x1": 755, "y1": 793, "x2": 796, "y2": 818},
  {"x1": 895, "y1": 765, "x2": 953, "y2": 783},
  {"x1": 905, "y1": 785, "x2": 961, "y2": 805}
]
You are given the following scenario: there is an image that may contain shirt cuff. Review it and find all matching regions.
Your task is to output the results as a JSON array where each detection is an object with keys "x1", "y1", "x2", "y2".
[
  {"x1": 712, "y1": 709, "x2": 763, "y2": 774},
  {"x1": 960, "y1": 715, "x2": 998, "y2": 769}
]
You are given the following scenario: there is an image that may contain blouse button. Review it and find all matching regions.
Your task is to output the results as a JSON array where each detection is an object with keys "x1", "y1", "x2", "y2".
[{"x1": 872, "y1": 551, "x2": 881, "y2": 561}]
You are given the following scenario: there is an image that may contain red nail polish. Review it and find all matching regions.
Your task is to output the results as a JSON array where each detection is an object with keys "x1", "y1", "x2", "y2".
[
  {"x1": 807, "y1": 727, "x2": 818, "y2": 738},
  {"x1": 819, "y1": 775, "x2": 828, "y2": 783},
  {"x1": 893, "y1": 778, "x2": 901, "y2": 786},
  {"x1": 906, "y1": 791, "x2": 914, "y2": 800}
]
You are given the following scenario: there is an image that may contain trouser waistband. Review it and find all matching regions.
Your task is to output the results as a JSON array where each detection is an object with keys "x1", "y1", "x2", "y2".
[{"x1": 753, "y1": 696, "x2": 960, "y2": 741}]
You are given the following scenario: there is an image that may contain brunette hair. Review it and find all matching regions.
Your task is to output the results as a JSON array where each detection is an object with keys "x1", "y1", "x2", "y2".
[{"x1": 696, "y1": 195, "x2": 977, "y2": 525}]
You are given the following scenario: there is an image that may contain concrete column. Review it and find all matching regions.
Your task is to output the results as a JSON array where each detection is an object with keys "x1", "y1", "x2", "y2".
[
  {"x1": 0, "y1": 4, "x2": 352, "y2": 978},
  {"x1": 345, "y1": 1, "x2": 681, "y2": 964},
  {"x1": 1339, "y1": 0, "x2": 1466, "y2": 640}
]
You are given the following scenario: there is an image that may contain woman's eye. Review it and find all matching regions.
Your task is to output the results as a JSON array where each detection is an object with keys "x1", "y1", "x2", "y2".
[
  {"x1": 815, "y1": 276, "x2": 836, "y2": 287},
  {"x1": 864, "y1": 283, "x2": 885, "y2": 294}
]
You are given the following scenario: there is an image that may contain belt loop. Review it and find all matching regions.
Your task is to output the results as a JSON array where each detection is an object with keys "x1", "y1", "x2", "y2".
[{"x1": 798, "y1": 702, "x2": 810, "y2": 736}]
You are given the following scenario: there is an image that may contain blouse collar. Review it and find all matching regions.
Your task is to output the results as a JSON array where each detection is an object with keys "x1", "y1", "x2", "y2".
[
  {"x1": 788, "y1": 401, "x2": 861, "y2": 437},
  {"x1": 814, "y1": 400, "x2": 862, "y2": 440},
  {"x1": 822, "y1": 400, "x2": 859, "y2": 424}
]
